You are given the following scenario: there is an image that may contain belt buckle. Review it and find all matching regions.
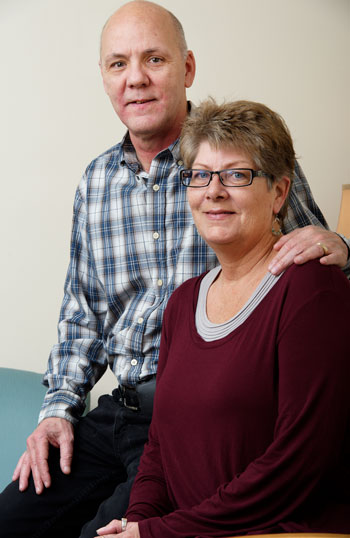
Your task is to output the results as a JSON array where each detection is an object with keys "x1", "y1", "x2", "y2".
[
  {"x1": 123, "y1": 397, "x2": 138, "y2": 411},
  {"x1": 120, "y1": 385, "x2": 139, "y2": 411}
]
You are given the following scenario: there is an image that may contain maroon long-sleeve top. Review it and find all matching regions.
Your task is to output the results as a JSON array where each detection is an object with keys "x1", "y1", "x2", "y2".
[{"x1": 126, "y1": 261, "x2": 350, "y2": 537}]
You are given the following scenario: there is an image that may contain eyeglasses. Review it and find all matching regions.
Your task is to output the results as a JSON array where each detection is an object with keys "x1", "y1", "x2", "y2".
[{"x1": 180, "y1": 168, "x2": 273, "y2": 188}]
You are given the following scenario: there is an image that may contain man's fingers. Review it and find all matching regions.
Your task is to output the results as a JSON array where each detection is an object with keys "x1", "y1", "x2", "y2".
[
  {"x1": 12, "y1": 452, "x2": 26, "y2": 482},
  {"x1": 27, "y1": 434, "x2": 51, "y2": 494},
  {"x1": 293, "y1": 242, "x2": 329, "y2": 265},
  {"x1": 319, "y1": 252, "x2": 341, "y2": 266},
  {"x1": 270, "y1": 242, "x2": 327, "y2": 275},
  {"x1": 14, "y1": 452, "x2": 31, "y2": 492},
  {"x1": 19, "y1": 461, "x2": 31, "y2": 492},
  {"x1": 49, "y1": 419, "x2": 75, "y2": 475},
  {"x1": 29, "y1": 459, "x2": 45, "y2": 495},
  {"x1": 59, "y1": 438, "x2": 74, "y2": 475},
  {"x1": 269, "y1": 243, "x2": 302, "y2": 275},
  {"x1": 273, "y1": 231, "x2": 294, "y2": 251}
]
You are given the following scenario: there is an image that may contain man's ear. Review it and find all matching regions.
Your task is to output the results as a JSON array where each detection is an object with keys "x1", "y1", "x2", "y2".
[
  {"x1": 273, "y1": 176, "x2": 291, "y2": 215},
  {"x1": 184, "y1": 50, "x2": 196, "y2": 89},
  {"x1": 99, "y1": 61, "x2": 109, "y2": 95}
]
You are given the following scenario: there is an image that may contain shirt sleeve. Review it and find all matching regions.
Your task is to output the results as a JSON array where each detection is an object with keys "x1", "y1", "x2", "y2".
[
  {"x1": 131, "y1": 267, "x2": 350, "y2": 537},
  {"x1": 337, "y1": 233, "x2": 350, "y2": 274},
  {"x1": 283, "y1": 161, "x2": 329, "y2": 233},
  {"x1": 39, "y1": 175, "x2": 108, "y2": 424},
  {"x1": 284, "y1": 161, "x2": 350, "y2": 278}
]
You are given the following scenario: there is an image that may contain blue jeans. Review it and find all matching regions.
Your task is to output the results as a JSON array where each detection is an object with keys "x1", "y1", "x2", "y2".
[{"x1": 0, "y1": 389, "x2": 152, "y2": 538}]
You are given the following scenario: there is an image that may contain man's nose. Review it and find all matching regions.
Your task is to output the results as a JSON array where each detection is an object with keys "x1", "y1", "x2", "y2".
[{"x1": 127, "y1": 61, "x2": 149, "y2": 87}]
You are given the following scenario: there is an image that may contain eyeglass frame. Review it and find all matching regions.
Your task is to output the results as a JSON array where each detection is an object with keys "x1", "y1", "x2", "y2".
[{"x1": 180, "y1": 168, "x2": 274, "y2": 188}]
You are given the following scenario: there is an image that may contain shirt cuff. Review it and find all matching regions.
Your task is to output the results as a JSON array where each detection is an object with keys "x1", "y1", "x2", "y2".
[
  {"x1": 38, "y1": 390, "x2": 85, "y2": 425},
  {"x1": 337, "y1": 233, "x2": 350, "y2": 273}
]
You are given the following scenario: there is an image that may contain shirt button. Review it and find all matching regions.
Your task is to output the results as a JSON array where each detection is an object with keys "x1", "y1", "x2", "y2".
[
  {"x1": 153, "y1": 232, "x2": 159, "y2": 240},
  {"x1": 153, "y1": 184, "x2": 160, "y2": 191},
  {"x1": 137, "y1": 317, "x2": 144, "y2": 324},
  {"x1": 157, "y1": 279, "x2": 163, "y2": 287},
  {"x1": 177, "y1": 160, "x2": 183, "y2": 166},
  {"x1": 131, "y1": 359, "x2": 138, "y2": 366}
]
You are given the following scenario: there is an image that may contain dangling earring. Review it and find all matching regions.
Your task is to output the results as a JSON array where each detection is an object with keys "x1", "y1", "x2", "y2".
[{"x1": 271, "y1": 215, "x2": 283, "y2": 237}]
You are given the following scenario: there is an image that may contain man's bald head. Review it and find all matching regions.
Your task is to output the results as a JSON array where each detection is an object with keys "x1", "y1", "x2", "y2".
[
  {"x1": 98, "y1": 0, "x2": 196, "y2": 154},
  {"x1": 100, "y1": 1, "x2": 188, "y2": 60}
]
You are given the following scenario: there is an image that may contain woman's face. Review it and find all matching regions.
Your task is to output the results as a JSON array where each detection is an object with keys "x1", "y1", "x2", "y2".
[{"x1": 186, "y1": 141, "x2": 289, "y2": 253}]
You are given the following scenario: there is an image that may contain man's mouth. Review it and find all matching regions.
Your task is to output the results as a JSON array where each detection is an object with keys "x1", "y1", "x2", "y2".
[{"x1": 127, "y1": 98, "x2": 156, "y2": 105}]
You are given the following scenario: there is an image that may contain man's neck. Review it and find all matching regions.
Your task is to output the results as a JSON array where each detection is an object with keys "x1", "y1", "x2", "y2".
[{"x1": 130, "y1": 130, "x2": 180, "y2": 173}]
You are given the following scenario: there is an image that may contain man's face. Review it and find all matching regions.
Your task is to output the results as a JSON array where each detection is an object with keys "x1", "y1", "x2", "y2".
[{"x1": 100, "y1": 5, "x2": 195, "y2": 145}]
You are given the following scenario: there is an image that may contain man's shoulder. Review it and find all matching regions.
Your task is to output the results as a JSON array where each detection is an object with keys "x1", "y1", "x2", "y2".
[
  {"x1": 74, "y1": 141, "x2": 125, "y2": 198},
  {"x1": 85, "y1": 141, "x2": 124, "y2": 174}
]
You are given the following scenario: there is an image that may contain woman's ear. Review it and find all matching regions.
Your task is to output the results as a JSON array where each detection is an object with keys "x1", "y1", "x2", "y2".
[{"x1": 273, "y1": 176, "x2": 291, "y2": 215}]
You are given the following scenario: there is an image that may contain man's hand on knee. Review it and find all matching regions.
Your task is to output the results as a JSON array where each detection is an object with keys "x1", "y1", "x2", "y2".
[{"x1": 12, "y1": 417, "x2": 74, "y2": 494}]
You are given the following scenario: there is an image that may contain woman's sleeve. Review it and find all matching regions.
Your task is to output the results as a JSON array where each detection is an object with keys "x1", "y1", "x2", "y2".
[
  {"x1": 126, "y1": 295, "x2": 176, "y2": 521},
  {"x1": 137, "y1": 267, "x2": 350, "y2": 537}
]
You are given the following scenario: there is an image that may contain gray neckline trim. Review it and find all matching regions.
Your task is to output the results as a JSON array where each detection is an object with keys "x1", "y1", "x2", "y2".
[{"x1": 196, "y1": 266, "x2": 283, "y2": 342}]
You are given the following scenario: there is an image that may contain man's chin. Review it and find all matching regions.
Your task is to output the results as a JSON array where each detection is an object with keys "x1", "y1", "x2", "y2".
[{"x1": 126, "y1": 119, "x2": 165, "y2": 140}]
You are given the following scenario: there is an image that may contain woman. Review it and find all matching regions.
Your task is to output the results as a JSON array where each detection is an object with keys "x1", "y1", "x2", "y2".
[{"x1": 96, "y1": 100, "x2": 350, "y2": 537}]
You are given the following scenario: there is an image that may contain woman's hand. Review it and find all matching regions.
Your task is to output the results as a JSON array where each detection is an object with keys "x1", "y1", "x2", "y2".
[{"x1": 95, "y1": 520, "x2": 140, "y2": 538}]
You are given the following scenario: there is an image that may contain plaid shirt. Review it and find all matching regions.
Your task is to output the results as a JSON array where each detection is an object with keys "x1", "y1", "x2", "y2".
[{"x1": 40, "y1": 133, "x2": 348, "y2": 423}]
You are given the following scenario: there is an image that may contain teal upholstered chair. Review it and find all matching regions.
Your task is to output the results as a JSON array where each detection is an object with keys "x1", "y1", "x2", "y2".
[{"x1": 0, "y1": 367, "x2": 90, "y2": 492}]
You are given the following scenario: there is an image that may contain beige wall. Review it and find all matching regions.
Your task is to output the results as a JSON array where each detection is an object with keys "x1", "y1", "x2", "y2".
[{"x1": 1, "y1": 0, "x2": 349, "y2": 410}]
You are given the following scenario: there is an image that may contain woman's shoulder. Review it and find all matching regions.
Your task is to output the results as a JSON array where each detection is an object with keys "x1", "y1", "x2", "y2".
[
  {"x1": 280, "y1": 259, "x2": 350, "y2": 298},
  {"x1": 161, "y1": 274, "x2": 206, "y2": 333},
  {"x1": 168, "y1": 272, "x2": 207, "y2": 305}
]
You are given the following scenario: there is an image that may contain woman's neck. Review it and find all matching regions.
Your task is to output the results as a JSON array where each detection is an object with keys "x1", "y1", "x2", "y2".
[
  {"x1": 214, "y1": 235, "x2": 278, "y2": 284},
  {"x1": 206, "y1": 238, "x2": 278, "y2": 324}
]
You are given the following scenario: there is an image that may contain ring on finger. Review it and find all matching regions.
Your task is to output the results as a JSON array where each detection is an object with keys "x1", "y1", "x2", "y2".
[
  {"x1": 317, "y1": 242, "x2": 329, "y2": 256},
  {"x1": 121, "y1": 518, "x2": 128, "y2": 532}
]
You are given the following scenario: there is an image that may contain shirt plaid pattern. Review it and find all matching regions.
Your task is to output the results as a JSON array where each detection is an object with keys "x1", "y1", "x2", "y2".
[{"x1": 40, "y1": 133, "x2": 346, "y2": 423}]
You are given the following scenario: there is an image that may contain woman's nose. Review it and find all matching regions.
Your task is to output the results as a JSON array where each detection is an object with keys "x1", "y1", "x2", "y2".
[{"x1": 205, "y1": 173, "x2": 228, "y2": 198}]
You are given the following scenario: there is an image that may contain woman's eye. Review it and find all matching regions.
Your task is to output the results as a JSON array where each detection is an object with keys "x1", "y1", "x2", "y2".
[
  {"x1": 226, "y1": 170, "x2": 249, "y2": 181},
  {"x1": 193, "y1": 171, "x2": 209, "y2": 180}
]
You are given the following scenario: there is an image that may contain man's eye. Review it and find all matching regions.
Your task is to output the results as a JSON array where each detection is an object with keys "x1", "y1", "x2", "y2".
[
  {"x1": 111, "y1": 61, "x2": 125, "y2": 69},
  {"x1": 149, "y1": 57, "x2": 163, "y2": 64}
]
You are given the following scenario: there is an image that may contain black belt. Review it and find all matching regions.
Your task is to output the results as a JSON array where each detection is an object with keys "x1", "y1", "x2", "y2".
[{"x1": 116, "y1": 375, "x2": 156, "y2": 414}]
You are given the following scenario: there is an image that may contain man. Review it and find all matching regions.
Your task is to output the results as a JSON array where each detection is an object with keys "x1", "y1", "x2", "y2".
[{"x1": 0, "y1": 2, "x2": 348, "y2": 538}]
